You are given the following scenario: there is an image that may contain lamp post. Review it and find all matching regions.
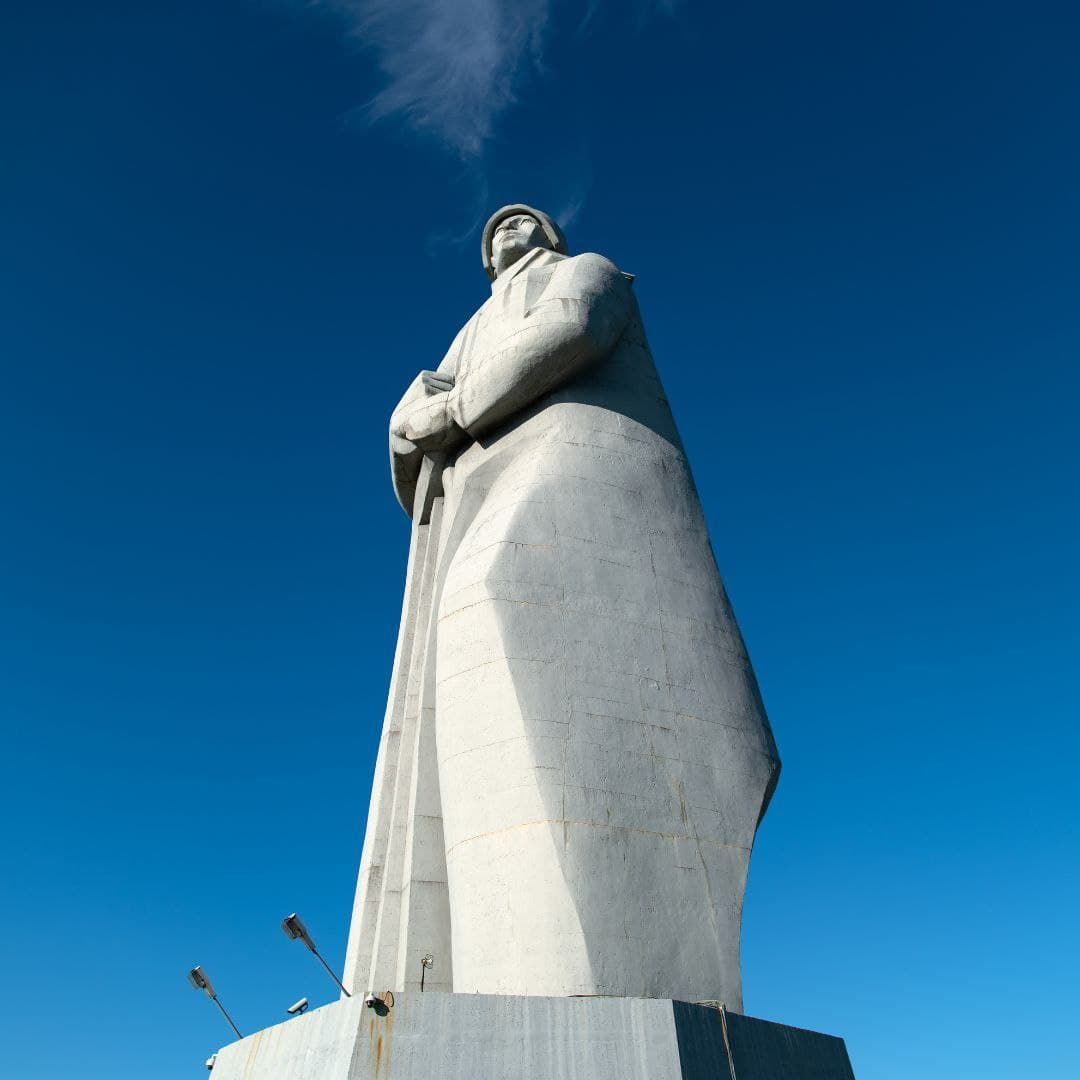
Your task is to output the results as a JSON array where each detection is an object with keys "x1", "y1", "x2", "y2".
[
  {"x1": 187, "y1": 966, "x2": 243, "y2": 1040},
  {"x1": 281, "y1": 913, "x2": 351, "y2": 997}
]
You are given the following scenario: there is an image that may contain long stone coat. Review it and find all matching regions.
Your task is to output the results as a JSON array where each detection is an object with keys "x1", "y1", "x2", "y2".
[{"x1": 343, "y1": 246, "x2": 780, "y2": 1008}]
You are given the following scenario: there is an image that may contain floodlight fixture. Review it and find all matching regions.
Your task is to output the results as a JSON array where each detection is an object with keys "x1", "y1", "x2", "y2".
[
  {"x1": 189, "y1": 965, "x2": 214, "y2": 995},
  {"x1": 280, "y1": 912, "x2": 351, "y2": 997},
  {"x1": 187, "y1": 965, "x2": 243, "y2": 1040},
  {"x1": 281, "y1": 912, "x2": 316, "y2": 950}
]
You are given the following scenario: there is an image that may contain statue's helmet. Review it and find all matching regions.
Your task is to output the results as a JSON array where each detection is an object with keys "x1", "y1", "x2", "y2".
[{"x1": 481, "y1": 204, "x2": 567, "y2": 281}]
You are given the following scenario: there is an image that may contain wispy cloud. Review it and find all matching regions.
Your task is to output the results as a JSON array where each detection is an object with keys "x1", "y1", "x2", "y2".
[
  {"x1": 324, "y1": 0, "x2": 550, "y2": 158},
  {"x1": 319, "y1": 0, "x2": 678, "y2": 159}
]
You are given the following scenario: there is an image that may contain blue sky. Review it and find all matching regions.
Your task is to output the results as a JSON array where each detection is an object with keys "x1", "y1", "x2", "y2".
[{"x1": 2, "y1": 1, "x2": 1078, "y2": 1076}]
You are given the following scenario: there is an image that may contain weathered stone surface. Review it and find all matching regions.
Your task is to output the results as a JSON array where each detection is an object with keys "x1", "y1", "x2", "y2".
[
  {"x1": 207, "y1": 994, "x2": 856, "y2": 1080},
  {"x1": 345, "y1": 205, "x2": 781, "y2": 1005}
]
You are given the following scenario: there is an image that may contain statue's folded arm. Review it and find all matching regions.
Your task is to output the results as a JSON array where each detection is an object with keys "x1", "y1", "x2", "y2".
[{"x1": 447, "y1": 253, "x2": 633, "y2": 438}]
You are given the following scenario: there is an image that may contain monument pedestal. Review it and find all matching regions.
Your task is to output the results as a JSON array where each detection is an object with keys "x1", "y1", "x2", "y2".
[{"x1": 208, "y1": 992, "x2": 855, "y2": 1079}]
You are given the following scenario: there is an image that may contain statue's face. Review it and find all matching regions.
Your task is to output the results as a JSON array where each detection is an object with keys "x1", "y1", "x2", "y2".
[{"x1": 490, "y1": 214, "x2": 550, "y2": 276}]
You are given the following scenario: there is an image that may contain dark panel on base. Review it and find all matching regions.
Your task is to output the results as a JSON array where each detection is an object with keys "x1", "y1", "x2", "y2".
[{"x1": 673, "y1": 1001, "x2": 856, "y2": 1080}]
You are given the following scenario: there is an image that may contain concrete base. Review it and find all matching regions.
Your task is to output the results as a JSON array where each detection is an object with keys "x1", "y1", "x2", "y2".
[{"x1": 208, "y1": 992, "x2": 855, "y2": 1079}]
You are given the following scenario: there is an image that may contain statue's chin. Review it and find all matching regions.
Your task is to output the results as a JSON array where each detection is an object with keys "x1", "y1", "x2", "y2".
[{"x1": 493, "y1": 244, "x2": 539, "y2": 278}]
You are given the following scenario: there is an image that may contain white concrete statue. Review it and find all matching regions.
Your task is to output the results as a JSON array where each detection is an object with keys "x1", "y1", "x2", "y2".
[{"x1": 344, "y1": 205, "x2": 780, "y2": 1009}]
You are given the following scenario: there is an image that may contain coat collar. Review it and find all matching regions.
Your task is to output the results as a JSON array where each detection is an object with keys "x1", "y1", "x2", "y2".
[{"x1": 490, "y1": 246, "x2": 562, "y2": 295}]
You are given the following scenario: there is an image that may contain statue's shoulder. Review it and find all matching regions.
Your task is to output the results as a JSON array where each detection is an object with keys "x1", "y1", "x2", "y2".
[
  {"x1": 549, "y1": 251, "x2": 633, "y2": 291},
  {"x1": 559, "y1": 250, "x2": 619, "y2": 274}
]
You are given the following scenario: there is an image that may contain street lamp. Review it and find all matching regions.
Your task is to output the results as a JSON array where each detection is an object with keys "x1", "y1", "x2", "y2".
[
  {"x1": 281, "y1": 913, "x2": 351, "y2": 997},
  {"x1": 187, "y1": 966, "x2": 243, "y2": 1040}
]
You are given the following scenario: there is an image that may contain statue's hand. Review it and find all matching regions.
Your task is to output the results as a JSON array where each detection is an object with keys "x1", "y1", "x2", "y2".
[
  {"x1": 388, "y1": 370, "x2": 460, "y2": 514},
  {"x1": 420, "y1": 370, "x2": 455, "y2": 394},
  {"x1": 391, "y1": 432, "x2": 419, "y2": 457},
  {"x1": 391, "y1": 390, "x2": 462, "y2": 452}
]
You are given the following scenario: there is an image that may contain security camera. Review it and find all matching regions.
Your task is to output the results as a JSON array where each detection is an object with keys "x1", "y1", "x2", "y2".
[
  {"x1": 287, "y1": 997, "x2": 310, "y2": 1016},
  {"x1": 363, "y1": 993, "x2": 378, "y2": 1008},
  {"x1": 205, "y1": 1052, "x2": 217, "y2": 1071}
]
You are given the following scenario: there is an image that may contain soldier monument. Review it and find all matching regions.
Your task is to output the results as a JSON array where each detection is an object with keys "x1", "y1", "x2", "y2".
[{"x1": 206, "y1": 206, "x2": 856, "y2": 1079}]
